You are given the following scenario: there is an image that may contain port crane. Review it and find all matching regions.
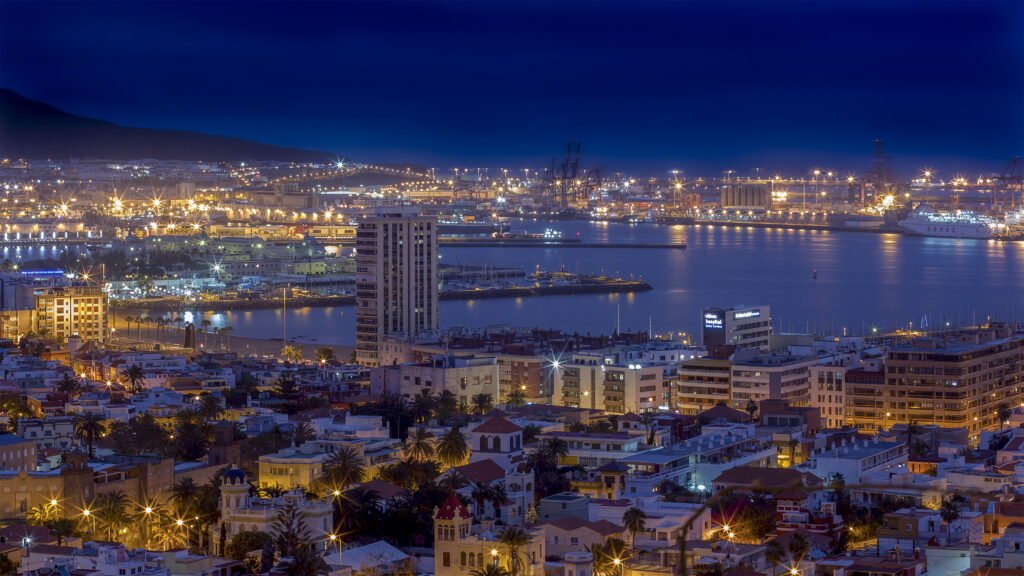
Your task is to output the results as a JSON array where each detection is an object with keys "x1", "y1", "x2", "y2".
[{"x1": 995, "y1": 155, "x2": 1022, "y2": 210}]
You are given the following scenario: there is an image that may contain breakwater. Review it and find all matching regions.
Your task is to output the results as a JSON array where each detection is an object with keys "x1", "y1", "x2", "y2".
[{"x1": 111, "y1": 278, "x2": 652, "y2": 313}]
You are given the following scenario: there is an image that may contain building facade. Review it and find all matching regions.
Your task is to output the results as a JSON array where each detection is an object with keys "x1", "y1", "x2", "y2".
[
  {"x1": 701, "y1": 305, "x2": 772, "y2": 352},
  {"x1": 355, "y1": 210, "x2": 438, "y2": 367},
  {"x1": 847, "y1": 325, "x2": 1024, "y2": 444}
]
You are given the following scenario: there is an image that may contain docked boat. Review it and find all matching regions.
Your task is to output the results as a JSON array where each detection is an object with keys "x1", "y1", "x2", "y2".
[{"x1": 898, "y1": 205, "x2": 999, "y2": 239}]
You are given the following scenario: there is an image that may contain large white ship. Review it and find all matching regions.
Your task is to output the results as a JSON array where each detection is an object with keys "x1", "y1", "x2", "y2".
[{"x1": 898, "y1": 205, "x2": 999, "y2": 239}]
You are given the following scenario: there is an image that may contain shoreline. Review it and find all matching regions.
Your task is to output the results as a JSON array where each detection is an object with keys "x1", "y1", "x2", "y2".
[
  {"x1": 111, "y1": 278, "x2": 653, "y2": 313},
  {"x1": 109, "y1": 316, "x2": 356, "y2": 359}
]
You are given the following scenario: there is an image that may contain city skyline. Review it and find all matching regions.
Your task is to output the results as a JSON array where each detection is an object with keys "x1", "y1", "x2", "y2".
[{"x1": 1, "y1": 0, "x2": 1021, "y2": 174}]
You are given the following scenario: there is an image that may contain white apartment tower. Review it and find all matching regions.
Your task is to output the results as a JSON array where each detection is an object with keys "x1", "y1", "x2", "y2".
[{"x1": 355, "y1": 209, "x2": 438, "y2": 367}]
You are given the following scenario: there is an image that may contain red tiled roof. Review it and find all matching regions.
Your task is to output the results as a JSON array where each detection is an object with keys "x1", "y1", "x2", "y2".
[
  {"x1": 776, "y1": 489, "x2": 808, "y2": 501},
  {"x1": 355, "y1": 479, "x2": 409, "y2": 501},
  {"x1": 473, "y1": 417, "x2": 523, "y2": 434},
  {"x1": 714, "y1": 466, "x2": 822, "y2": 489},
  {"x1": 434, "y1": 493, "x2": 472, "y2": 520},
  {"x1": 1004, "y1": 437, "x2": 1024, "y2": 452},
  {"x1": 700, "y1": 404, "x2": 750, "y2": 423},
  {"x1": 453, "y1": 459, "x2": 506, "y2": 484}
]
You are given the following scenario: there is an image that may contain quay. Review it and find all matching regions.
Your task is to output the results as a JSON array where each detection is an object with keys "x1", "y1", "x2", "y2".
[
  {"x1": 438, "y1": 239, "x2": 687, "y2": 249},
  {"x1": 111, "y1": 275, "x2": 652, "y2": 312}
]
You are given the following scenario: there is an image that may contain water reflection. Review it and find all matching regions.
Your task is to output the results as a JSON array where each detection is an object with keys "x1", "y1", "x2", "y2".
[{"x1": 161, "y1": 220, "x2": 1021, "y2": 346}]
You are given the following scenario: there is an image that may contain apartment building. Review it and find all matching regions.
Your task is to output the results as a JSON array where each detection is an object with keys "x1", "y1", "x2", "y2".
[
  {"x1": 847, "y1": 324, "x2": 1024, "y2": 444},
  {"x1": 554, "y1": 351, "x2": 677, "y2": 414},
  {"x1": 34, "y1": 285, "x2": 108, "y2": 343},
  {"x1": 355, "y1": 209, "x2": 438, "y2": 367},
  {"x1": 17, "y1": 417, "x2": 76, "y2": 450},
  {"x1": 677, "y1": 358, "x2": 732, "y2": 415},
  {"x1": 371, "y1": 354, "x2": 499, "y2": 406},
  {"x1": 729, "y1": 348, "x2": 819, "y2": 410},
  {"x1": 808, "y1": 364, "x2": 847, "y2": 428}
]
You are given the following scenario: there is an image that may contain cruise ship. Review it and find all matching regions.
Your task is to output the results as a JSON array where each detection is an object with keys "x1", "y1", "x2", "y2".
[{"x1": 898, "y1": 205, "x2": 999, "y2": 239}]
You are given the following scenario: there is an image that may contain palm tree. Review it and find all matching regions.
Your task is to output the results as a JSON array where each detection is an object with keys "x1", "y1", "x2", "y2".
[
  {"x1": 746, "y1": 398, "x2": 758, "y2": 422},
  {"x1": 623, "y1": 506, "x2": 647, "y2": 563},
  {"x1": 405, "y1": 427, "x2": 435, "y2": 462},
  {"x1": 199, "y1": 318, "x2": 211, "y2": 346},
  {"x1": 436, "y1": 426, "x2": 469, "y2": 469},
  {"x1": 74, "y1": 412, "x2": 106, "y2": 457},
  {"x1": 640, "y1": 412, "x2": 657, "y2": 445},
  {"x1": 281, "y1": 344, "x2": 304, "y2": 363},
  {"x1": 135, "y1": 315, "x2": 145, "y2": 339},
  {"x1": 411, "y1": 388, "x2": 435, "y2": 423},
  {"x1": 787, "y1": 531, "x2": 810, "y2": 570},
  {"x1": 0, "y1": 553, "x2": 18, "y2": 576},
  {"x1": 589, "y1": 537, "x2": 628, "y2": 576},
  {"x1": 315, "y1": 346, "x2": 336, "y2": 364},
  {"x1": 324, "y1": 446, "x2": 365, "y2": 488},
  {"x1": 998, "y1": 403, "x2": 1012, "y2": 425},
  {"x1": 504, "y1": 389, "x2": 527, "y2": 407},
  {"x1": 123, "y1": 316, "x2": 134, "y2": 338},
  {"x1": 173, "y1": 477, "x2": 200, "y2": 509},
  {"x1": 941, "y1": 497, "x2": 961, "y2": 543},
  {"x1": 765, "y1": 539, "x2": 785, "y2": 576},
  {"x1": 95, "y1": 490, "x2": 129, "y2": 540},
  {"x1": 274, "y1": 374, "x2": 302, "y2": 402},
  {"x1": 120, "y1": 364, "x2": 146, "y2": 395},
  {"x1": 527, "y1": 437, "x2": 569, "y2": 472},
  {"x1": 472, "y1": 483, "x2": 491, "y2": 519},
  {"x1": 497, "y1": 526, "x2": 532, "y2": 576},
  {"x1": 436, "y1": 390, "x2": 459, "y2": 420},
  {"x1": 198, "y1": 394, "x2": 223, "y2": 423},
  {"x1": 57, "y1": 373, "x2": 81, "y2": 398},
  {"x1": 293, "y1": 422, "x2": 315, "y2": 446},
  {"x1": 471, "y1": 393, "x2": 495, "y2": 415},
  {"x1": 470, "y1": 565, "x2": 510, "y2": 576},
  {"x1": 438, "y1": 469, "x2": 469, "y2": 494}
]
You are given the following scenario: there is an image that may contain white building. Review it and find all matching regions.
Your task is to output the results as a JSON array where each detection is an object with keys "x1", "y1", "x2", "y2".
[
  {"x1": 371, "y1": 354, "x2": 500, "y2": 406},
  {"x1": 798, "y1": 438, "x2": 907, "y2": 483},
  {"x1": 554, "y1": 351, "x2": 678, "y2": 414}
]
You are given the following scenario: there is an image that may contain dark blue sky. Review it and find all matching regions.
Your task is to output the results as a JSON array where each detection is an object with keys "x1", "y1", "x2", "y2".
[{"x1": 1, "y1": 0, "x2": 1022, "y2": 175}]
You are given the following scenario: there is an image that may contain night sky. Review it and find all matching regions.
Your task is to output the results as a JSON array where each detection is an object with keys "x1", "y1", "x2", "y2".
[{"x1": 1, "y1": 0, "x2": 1022, "y2": 175}]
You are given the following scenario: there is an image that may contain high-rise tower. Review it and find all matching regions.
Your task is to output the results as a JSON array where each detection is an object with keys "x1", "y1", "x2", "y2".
[{"x1": 355, "y1": 209, "x2": 438, "y2": 367}]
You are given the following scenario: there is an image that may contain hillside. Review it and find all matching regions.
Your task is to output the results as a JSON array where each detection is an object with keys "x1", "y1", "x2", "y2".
[{"x1": 0, "y1": 88, "x2": 331, "y2": 162}]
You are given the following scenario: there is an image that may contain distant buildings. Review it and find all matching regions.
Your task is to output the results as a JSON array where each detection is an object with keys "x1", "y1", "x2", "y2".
[{"x1": 355, "y1": 209, "x2": 439, "y2": 367}]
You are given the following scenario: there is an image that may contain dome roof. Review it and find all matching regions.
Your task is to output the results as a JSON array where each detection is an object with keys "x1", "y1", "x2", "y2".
[{"x1": 223, "y1": 467, "x2": 247, "y2": 484}]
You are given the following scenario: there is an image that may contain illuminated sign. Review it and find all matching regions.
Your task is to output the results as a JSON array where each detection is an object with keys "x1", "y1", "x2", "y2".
[
  {"x1": 20, "y1": 270, "x2": 64, "y2": 276},
  {"x1": 734, "y1": 310, "x2": 761, "y2": 320},
  {"x1": 704, "y1": 312, "x2": 724, "y2": 329}
]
